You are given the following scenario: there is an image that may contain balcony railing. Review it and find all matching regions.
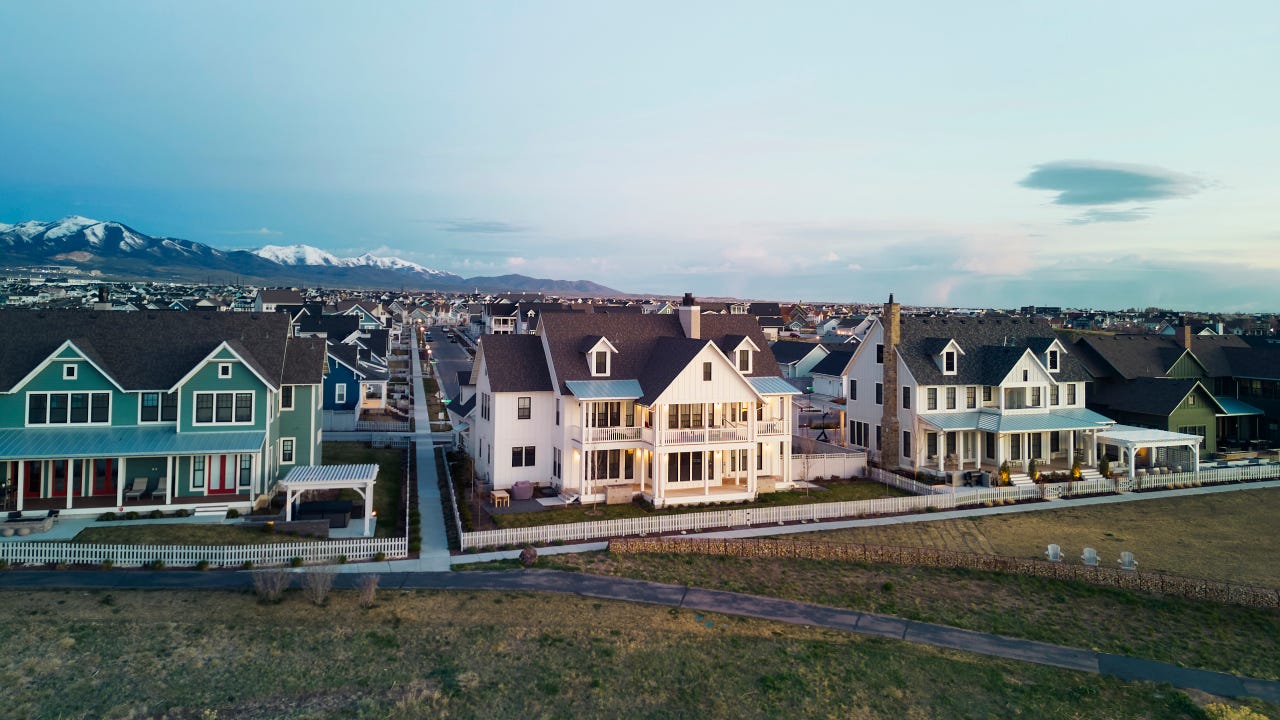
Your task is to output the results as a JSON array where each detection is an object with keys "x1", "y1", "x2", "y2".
[
  {"x1": 660, "y1": 426, "x2": 749, "y2": 445},
  {"x1": 757, "y1": 420, "x2": 787, "y2": 435},
  {"x1": 583, "y1": 426, "x2": 644, "y2": 443}
]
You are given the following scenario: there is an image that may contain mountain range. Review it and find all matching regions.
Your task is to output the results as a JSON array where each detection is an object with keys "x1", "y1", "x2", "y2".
[{"x1": 0, "y1": 217, "x2": 619, "y2": 294}]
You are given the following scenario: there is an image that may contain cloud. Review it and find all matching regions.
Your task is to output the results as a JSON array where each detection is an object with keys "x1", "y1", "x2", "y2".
[
  {"x1": 1019, "y1": 160, "x2": 1204, "y2": 206},
  {"x1": 1065, "y1": 207, "x2": 1151, "y2": 225},
  {"x1": 438, "y1": 219, "x2": 529, "y2": 234},
  {"x1": 507, "y1": 256, "x2": 526, "y2": 266},
  {"x1": 222, "y1": 227, "x2": 282, "y2": 236}
]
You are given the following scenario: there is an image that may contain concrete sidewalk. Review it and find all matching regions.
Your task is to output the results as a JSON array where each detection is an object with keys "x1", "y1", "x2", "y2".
[{"x1": 0, "y1": 566, "x2": 1274, "y2": 702}]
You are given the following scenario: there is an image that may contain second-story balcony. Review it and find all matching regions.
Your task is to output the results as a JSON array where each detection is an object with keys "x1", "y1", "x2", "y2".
[
  {"x1": 582, "y1": 426, "x2": 645, "y2": 443},
  {"x1": 757, "y1": 420, "x2": 787, "y2": 436},
  {"x1": 659, "y1": 425, "x2": 750, "y2": 446}
]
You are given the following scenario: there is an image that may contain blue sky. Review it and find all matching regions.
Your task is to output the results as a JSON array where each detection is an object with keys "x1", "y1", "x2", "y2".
[{"x1": 1, "y1": 2, "x2": 1277, "y2": 310}]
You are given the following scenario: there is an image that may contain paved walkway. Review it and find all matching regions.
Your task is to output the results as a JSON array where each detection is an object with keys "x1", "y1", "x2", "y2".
[{"x1": 0, "y1": 566, "x2": 1273, "y2": 702}]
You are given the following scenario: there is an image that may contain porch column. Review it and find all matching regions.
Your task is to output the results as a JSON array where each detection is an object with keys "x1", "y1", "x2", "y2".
[
  {"x1": 1127, "y1": 446, "x2": 1136, "y2": 483},
  {"x1": 116, "y1": 457, "x2": 126, "y2": 508},
  {"x1": 1067, "y1": 431, "x2": 1075, "y2": 469},
  {"x1": 166, "y1": 456, "x2": 174, "y2": 505},
  {"x1": 66, "y1": 457, "x2": 74, "y2": 510},
  {"x1": 995, "y1": 433, "x2": 1005, "y2": 471},
  {"x1": 17, "y1": 461, "x2": 24, "y2": 512},
  {"x1": 362, "y1": 481, "x2": 372, "y2": 536},
  {"x1": 748, "y1": 446, "x2": 758, "y2": 496},
  {"x1": 702, "y1": 452, "x2": 710, "y2": 496},
  {"x1": 1090, "y1": 431, "x2": 1098, "y2": 467},
  {"x1": 1192, "y1": 442, "x2": 1200, "y2": 473}
]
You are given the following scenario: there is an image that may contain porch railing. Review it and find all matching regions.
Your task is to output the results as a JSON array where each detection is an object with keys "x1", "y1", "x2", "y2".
[
  {"x1": 757, "y1": 420, "x2": 788, "y2": 436},
  {"x1": 582, "y1": 426, "x2": 644, "y2": 443}
]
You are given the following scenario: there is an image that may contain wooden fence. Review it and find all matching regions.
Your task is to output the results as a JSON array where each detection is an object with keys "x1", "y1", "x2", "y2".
[
  {"x1": 459, "y1": 484, "x2": 1040, "y2": 550},
  {"x1": 610, "y1": 536, "x2": 1280, "y2": 610},
  {"x1": 0, "y1": 536, "x2": 409, "y2": 568}
]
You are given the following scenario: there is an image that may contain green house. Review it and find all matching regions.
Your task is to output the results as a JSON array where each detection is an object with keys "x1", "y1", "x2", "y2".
[{"x1": 0, "y1": 310, "x2": 325, "y2": 516}]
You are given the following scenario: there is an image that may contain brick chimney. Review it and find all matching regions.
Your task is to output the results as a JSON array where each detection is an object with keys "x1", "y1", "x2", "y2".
[
  {"x1": 1181, "y1": 323, "x2": 1192, "y2": 350},
  {"x1": 881, "y1": 293, "x2": 902, "y2": 466},
  {"x1": 678, "y1": 292, "x2": 700, "y2": 339}
]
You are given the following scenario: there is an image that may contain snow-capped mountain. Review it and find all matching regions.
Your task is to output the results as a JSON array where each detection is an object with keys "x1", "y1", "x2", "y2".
[{"x1": 0, "y1": 217, "x2": 619, "y2": 294}]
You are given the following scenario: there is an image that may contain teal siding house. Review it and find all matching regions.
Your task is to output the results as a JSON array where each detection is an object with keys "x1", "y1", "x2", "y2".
[{"x1": 0, "y1": 310, "x2": 326, "y2": 516}]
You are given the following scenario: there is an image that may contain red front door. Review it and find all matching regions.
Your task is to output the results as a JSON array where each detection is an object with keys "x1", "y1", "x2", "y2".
[
  {"x1": 92, "y1": 459, "x2": 117, "y2": 496},
  {"x1": 209, "y1": 455, "x2": 235, "y2": 494}
]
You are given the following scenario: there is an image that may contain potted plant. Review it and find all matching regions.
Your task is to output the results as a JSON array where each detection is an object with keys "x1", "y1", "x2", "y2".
[
  {"x1": 998, "y1": 460, "x2": 1011, "y2": 486},
  {"x1": 1070, "y1": 460, "x2": 1082, "y2": 479},
  {"x1": 1098, "y1": 454, "x2": 1111, "y2": 478},
  {"x1": 1028, "y1": 458, "x2": 1039, "y2": 482}
]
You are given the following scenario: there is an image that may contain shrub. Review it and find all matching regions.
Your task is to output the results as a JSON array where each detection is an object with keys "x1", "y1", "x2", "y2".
[
  {"x1": 98, "y1": 512, "x2": 117, "y2": 522},
  {"x1": 374, "y1": 552, "x2": 387, "y2": 562},
  {"x1": 241, "y1": 560, "x2": 254, "y2": 570},
  {"x1": 408, "y1": 538, "x2": 422, "y2": 553},
  {"x1": 176, "y1": 509, "x2": 192, "y2": 518},
  {"x1": 519, "y1": 545, "x2": 538, "y2": 567},
  {"x1": 124, "y1": 511, "x2": 140, "y2": 521},
  {"x1": 261, "y1": 522, "x2": 275, "y2": 534},
  {"x1": 53, "y1": 562, "x2": 69, "y2": 571},
  {"x1": 252, "y1": 569, "x2": 291, "y2": 604},
  {"x1": 302, "y1": 568, "x2": 336, "y2": 606},
  {"x1": 358, "y1": 574, "x2": 380, "y2": 608},
  {"x1": 337, "y1": 554, "x2": 349, "y2": 564},
  {"x1": 100, "y1": 558, "x2": 113, "y2": 570},
  {"x1": 195, "y1": 559, "x2": 210, "y2": 572},
  {"x1": 226, "y1": 508, "x2": 241, "y2": 519},
  {"x1": 150, "y1": 559, "x2": 165, "y2": 570},
  {"x1": 290, "y1": 556, "x2": 304, "y2": 568},
  {"x1": 0, "y1": 559, "x2": 8, "y2": 571},
  {"x1": 149, "y1": 509, "x2": 165, "y2": 519},
  {"x1": 1099, "y1": 454, "x2": 1111, "y2": 477}
]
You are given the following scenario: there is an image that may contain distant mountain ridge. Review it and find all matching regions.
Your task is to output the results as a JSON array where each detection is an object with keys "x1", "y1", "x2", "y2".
[{"x1": 0, "y1": 217, "x2": 620, "y2": 294}]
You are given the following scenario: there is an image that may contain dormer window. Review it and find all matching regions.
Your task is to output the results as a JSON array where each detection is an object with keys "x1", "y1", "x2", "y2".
[
  {"x1": 585, "y1": 336, "x2": 618, "y2": 377},
  {"x1": 593, "y1": 350, "x2": 609, "y2": 376},
  {"x1": 944, "y1": 351, "x2": 956, "y2": 374},
  {"x1": 63, "y1": 364, "x2": 77, "y2": 380},
  {"x1": 1047, "y1": 349, "x2": 1059, "y2": 372},
  {"x1": 737, "y1": 348, "x2": 752, "y2": 373}
]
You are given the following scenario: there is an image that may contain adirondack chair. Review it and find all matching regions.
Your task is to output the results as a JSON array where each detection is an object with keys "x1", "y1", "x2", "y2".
[
  {"x1": 1118, "y1": 551, "x2": 1137, "y2": 571},
  {"x1": 1081, "y1": 547, "x2": 1099, "y2": 567},
  {"x1": 1045, "y1": 544, "x2": 1062, "y2": 562},
  {"x1": 123, "y1": 477, "x2": 148, "y2": 502}
]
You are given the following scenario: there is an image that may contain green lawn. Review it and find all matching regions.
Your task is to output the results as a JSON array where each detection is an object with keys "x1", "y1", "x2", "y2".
[
  {"x1": 490, "y1": 480, "x2": 908, "y2": 529},
  {"x1": 0, "y1": 587, "x2": 1258, "y2": 720},
  {"x1": 544, "y1": 551, "x2": 1280, "y2": 682},
  {"x1": 323, "y1": 442, "x2": 404, "y2": 537}
]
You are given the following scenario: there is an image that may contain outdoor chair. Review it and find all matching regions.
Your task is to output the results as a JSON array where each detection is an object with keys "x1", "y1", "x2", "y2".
[
  {"x1": 124, "y1": 477, "x2": 148, "y2": 502},
  {"x1": 1118, "y1": 551, "x2": 1137, "y2": 571},
  {"x1": 1081, "y1": 547, "x2": 1099, "y2": 567},
  {"x1": 149, "y1": 476, "x2": 169, "y2": 502},
  {"x1": 1045, "y1": 544, "x2": 1062, "y2": 562}
]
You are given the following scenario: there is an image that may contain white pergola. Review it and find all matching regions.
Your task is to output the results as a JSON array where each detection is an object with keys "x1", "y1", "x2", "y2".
[
  {"x1": 278, "y1": 464, "x2": 379, "y2": 536},
  {"x1": 1095, "y1": 425, "x2": 1201, "y2": 482}
]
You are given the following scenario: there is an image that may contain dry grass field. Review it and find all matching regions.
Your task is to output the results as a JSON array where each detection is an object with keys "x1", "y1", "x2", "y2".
[
  {"x1": 0, "y1": 586, "x2": 1261, "y2": 720},
  {"x1": 799, "y1": 487, "x2": 1280, "y2": 587}
]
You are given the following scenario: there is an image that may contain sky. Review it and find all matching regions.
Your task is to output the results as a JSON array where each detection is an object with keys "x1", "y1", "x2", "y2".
[{"x1": 1, "y1": 2, "x2": 1277, "y2": 311}]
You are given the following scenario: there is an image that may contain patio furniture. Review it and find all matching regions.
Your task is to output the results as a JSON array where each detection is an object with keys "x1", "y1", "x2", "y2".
[
  {"x1": 124, "y1": 477, "x2": 148, "y2": 502},
  {"x1": 1045, "y1": 544, "x2": 1062, "y2": 562},
  {"x1": 1118, "y1": 551, "x2": 1137, "y2": 571},
  {"x1": 510, "y1": 481, "x2": 534, "y2": 501},
  {"x1": 149, "y1": 476, "x2": 169, "y2": 502},
  {"x1": 491, "y1": 490, "x2": 510, "y2": 508},
  {"x1": 1081, "y1": 547, "x2": 1099, "y2": 567},
  {"x1": 293, "y1": 500, "x2": 352, "y2": 528}
]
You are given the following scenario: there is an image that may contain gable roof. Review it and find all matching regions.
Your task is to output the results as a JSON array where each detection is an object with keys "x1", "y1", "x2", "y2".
[
  {"x1": 895, "y1": 316, "x2": 1091, "y2": 386},
  {"x1": 1076, "y1": 333, "x2": 1251, "y2": 380},
  {"x1": 478, "y1": 334, "x2": 552, "y2": 392},
  {"x1": 0, "y1": 310, "x2": 323, "y2": 392},
  {"x1": 1090, "y1": 377, "x2": 1223, "y2": 416},
  {"x1": 770, "y1": 340, "x2": 827, "y2": 365},
  {"x1": 811, "y1": 349, "x2": 855, "y2": 376}
]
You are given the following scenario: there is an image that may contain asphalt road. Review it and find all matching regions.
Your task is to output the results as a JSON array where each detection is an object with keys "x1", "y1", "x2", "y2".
[{"x1": 423, "y1": 326, "x2": 473, "y2": 402}]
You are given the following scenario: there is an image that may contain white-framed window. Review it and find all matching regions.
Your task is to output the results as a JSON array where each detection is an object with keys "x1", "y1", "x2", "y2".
[
  {"x1": 218, "y1": 363, "x2": 232, "y2": 379},
  {"x1": 902, "y1": 386, "x2": 911, "y2": 409},
  {"x1": 737, "y1": 348, "x2": 752, "y2": 373},
  {"x1": 875, "y1": 382, "x2": 883, "y2": 405},
  {"x1": 591, "y1": 350, "x2": 610, "y2": 377},
  {"x1": 517, "y1": 396, "x2": 531, "y2": 419},
  {"x1": 553, "y1": 447, "x2": 562, "y2": 479},
  {"x1": 480, "y1": 392, "x2": 491, "y2": 420},
  {"x1": 335, "y1": 384, "x2": 347, "y2": 405},
  {"x1": 966, "y1": 386, "x2": 976, "y2": 409},
  {"x1": 946, "y1": 387, "x2": 956, "y2": 410},
  {"x1": 927, "y1": 388, "x2": 938, "y2": 410},
  {"x1": 281, "y1": 385, "x2": 294, "y2": 411},
  {"x1": 703, "y1": 362, "x2": 712, "y2": 381},
  {"x1": 27, "y1": 391, "x2": 110, "y2": 425},
  {"x1": 1066, "y1": 383, "x2": 1077, "y2": 405},
  {"x1": 192, "y1": 455, "x2": 206, "y2": 489},
  {"x1": 63, "y1": 364, "x2": 77, "y2": 380},
  {"x1": 511, "y1": 445, "x2": 536, "y2": 467},
  {"x1": 1050, "y1": 385, "x2": 1060, "y2": 406},
  {"x1": 903, "y1": 430, "x2": 912, "y2": 458},
  {"x1": 194, "y1": 391, "x2": 253, "y2": 424},
  {"x1": 1048, "y1": 350, "x2": 1059, "y2": 372},
  {"x1": 239, "y1": 455, "x2": 253, "y2": 488},
  {"x1": 280, "y1": 438, "x2": 295, "y2": 464},
  {"x1": 943, "y1": 351, "x2": 956, "y2": 374},
  {"x1": 140, "y1": 391, "x2": 178, "y2": 423}
]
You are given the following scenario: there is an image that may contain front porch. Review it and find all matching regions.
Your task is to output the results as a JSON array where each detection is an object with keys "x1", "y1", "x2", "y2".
[{"x1": 14, "y1": 492, "x2": 252, "y2": 515}]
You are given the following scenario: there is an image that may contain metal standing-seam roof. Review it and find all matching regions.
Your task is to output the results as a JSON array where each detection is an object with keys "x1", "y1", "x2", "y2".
[
  {"x1": 919, "y1": 408, "x2": 1114, "y2": 433},
  {"x1": 0, "y1": 427, "x2": 266, "y2": 461},
  {"x1": 749, "y1": 376, "x2": 803, "y2": 395},
  {"x1": 1214, "y1": 396, "x2": 1264, "y2": 417},
  {"x1": 564, "y1": 379, "x2": 643, "y2": 400}
]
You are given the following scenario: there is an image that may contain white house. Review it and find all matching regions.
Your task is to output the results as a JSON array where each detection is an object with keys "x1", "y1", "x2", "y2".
[
  {"x1": 845, "y1": 296, "x2": 1113, "y2": 479},
  {"x1": 468, "y1": 294, "x2": 798, "y2": 507},
  {"x1": 770, "y1": 340, "x2": 830, "y2": 379}
]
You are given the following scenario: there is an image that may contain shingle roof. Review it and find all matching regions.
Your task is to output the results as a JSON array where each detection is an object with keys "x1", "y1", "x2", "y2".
[
  {"x1": 770, "y1": 340, "x2": 826, "y2": 365},
  {"x1": 1075, "y1": 333, "x2": 1250, "y2": 380},
  {"x1": 1222, "y1": 346, "x2": 1280, "y2": 380},
  {"x1": 0, "y1": 309, "x2": 321, "y2": 391},
  {"x1": 1090, "y1": 377, "x2": 1219, "y2": 416},
  {"x1": 896, "y1": 316, "x2": 1091, "y2": 386},
  {"x1": 478, "y1": 334, "x2": 552, "y2": 392},
  {"x1": 811, "y1": 350, "x2": 854, "y2": 376}
]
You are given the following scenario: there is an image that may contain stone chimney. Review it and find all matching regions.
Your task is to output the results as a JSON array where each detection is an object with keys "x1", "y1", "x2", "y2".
[
  {"x1": 97, "y1": 285, "x2": 109, "y2": 303},
  {"x1": 678, "y1": 292, "x2": 700, "y2": 339},
  {"x1": 1182, "y1": 323, "x2": 1193, "y2": 350},
  {"x1": 881, "y1": 293, "x2": 902, "y2": 466}
]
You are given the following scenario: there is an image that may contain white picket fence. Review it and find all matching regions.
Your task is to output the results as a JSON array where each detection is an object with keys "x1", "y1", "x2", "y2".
[
  {"x1": 459, "y1": 484, "x2": 1040, "y2": 550},
  {"x1": 0, "y1": 536, "x2": 408, "y2": 568},
  {"x1": 866, "y1": 467, "x2": 939, "y2": 495}
]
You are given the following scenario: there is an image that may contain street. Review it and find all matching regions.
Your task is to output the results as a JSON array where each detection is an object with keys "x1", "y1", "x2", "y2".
[{"x1": 422, "y1": 325, "x2": 473, "y2": 402}]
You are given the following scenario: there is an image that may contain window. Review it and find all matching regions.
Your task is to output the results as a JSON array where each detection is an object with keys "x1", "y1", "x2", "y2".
[
  {"x1": 902, "y1": 430, "x2": 912, "y2": 458},
  {"x1": 553, "y1": 448, "x2": 562, "y2": 479},
  {"x1": 335, "y1": 384, "x2": 347, "y2": 405},
  {"x1": 63, "y1": 364, "x2": 77, "y2": 380},
  {"x1": 1050, "y1": 385, "x2": 1060, "y2": 406},
  {"x1": 591, "y1": 402, "x2": 622, "y2": 427},
  {"x1": 480, "y1": 393, "x2": 490, "y2": 420},
  {"x1": 590, "y1": 449, "x2": 635, "y2": 480},
  {"x1": 876, "y1": 344, "x2": 884, "y2": 363},
  {"x1": 737, "y1": 348, "x2": 751, "y2": 373},
  {"x1": 1022, "y1": 369, "x2": 1029, "y2": 382},
  {"x1": 875, "y1": 425, "x2": 882, "y2": 450},
  {"x1": 966, "y1": 386, "x2": 976, "y2": 409},
  {"x1": 592, "y1": 350, "x2": 609, "y2": 376},
  {"x1": 849, "y1": 379, "x2": 857, "y2": 401},
  {"x1": 511, "y1": 446, "x2": 536, "y2": 467},
  {"x1": 1066, "y1": 384, "x2": 1076, "y2": 405},
  {"x1": 666, "y1": 451, "x2": 705, "y2": 482},
  {"x1": 850, "y1": 421, "x2": 870, "y2": 448},
  {"x1": 218, "y1": 363, "x2": 232, "y2": 378},
  {"x1": 703, "y1": 362, "x2": 712, "y2": 381},
  {"x1": 875, "y1": 382, "x2": 883, "y2": 405},
  {"x1": 192, "y1": 455, "x2": 205, "y2": 489},
  {"x1": 281, "y1": 438, "x2": 295, "y2": 464},
  {"x1": 902, "y1": 386, "x2": 911, "y2": 409},
  {"x1": 27, "y1": 392, "x2": 110, "y2": 425},
  {"x1": 1188, "y1": 394, "x2": 1196, "y2": 407},
  {"x1": 142, "y1": 393, "x2": 160, "y2": 422},
  {"x1": 946, "y1": 387, "x2": 956, "y2": 410},
  {"x1": 1030, "y1": 387, "x2": 1041, "y2": 407},
  {"x1": 555, "y1": 399, "x2": 561, "y2": 426},
  {"x1": 927, "y1": 432, "x2": 938, "y2": 458},
  {"x1": 927, "y1": 388, "x2": 938, "y2": 410},
  {"x1": 517, "y1": 396, "x2": 531, "y2": 420},
  {"x1": 1048, "y1": 350, "x2": 1059, "y2": 371},
  {"x1": 239, "y1": 455, "x2": 253, "y2": 488},
  {"x1": 194, "y1": 391, "x2": 253, "y2": 424},
  {"x1": 944, "y1": 351, "x2": 955, "y2": 373},
  {"x1": 1178, "y1": 426, "x2": 1207, "y2": 449},
  {"x1": 983, "y1": 386, "x2": 992, "y2": 402},
  {"x1": 281, "y1": 386, "x2": 294, "y2": 411},
  {"x1": 668, "y1": 403, "x2": 705, "y2": 429}
]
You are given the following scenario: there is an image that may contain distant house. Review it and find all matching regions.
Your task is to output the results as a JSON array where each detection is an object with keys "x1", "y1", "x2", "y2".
[
  {"x1": 255, "y1": 289, "x2": 304, "y2": 313},
  {"x1": 770, "y1": 340, "x2": 830, "y2": 379}
]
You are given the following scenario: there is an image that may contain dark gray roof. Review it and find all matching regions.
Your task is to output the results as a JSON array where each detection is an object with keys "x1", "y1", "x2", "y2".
[
  {"x1": 478, "y1": 334, "x2": 552, "y2": 392},
  {"x1": 811, "y1": 350, "x2": 854, "y2": 376},
  {"x1": 0, "y1": 309, "x2": 322, "y2": 391},
  {"x1": 1223, "y1": 346, "x2": 1280, "y2": 380},
  {"x1": 896, "y1": 316, "x2": 1091, "y2": 386},
  {"x1": 457, "y1": 370, "x2": 473, "y2": 387},
  {"x1": 636, "y1": 337, "x2": 713, "y2": 405},
  {"x1": 1075, "y1": 333, "x2": 1250, "y2": 380},
  {"x1": 1090, "y1": 377, "x2": 1219, "y2": 416},
  {"x1": 296, "y1": 312, "x2": 360, "y2": 337},
  {"x1": 748, "y1": 302, "x2": 782, "y2": 316},
  {"x1": 770, "y1": 340, "x2": 826, "y2": 365}
]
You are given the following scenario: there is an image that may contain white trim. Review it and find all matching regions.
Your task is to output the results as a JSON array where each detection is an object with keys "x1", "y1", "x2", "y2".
[
  {"x1": 24, "y1": 390, "x2": 112, "y2": 427},
  {"x1": 63, "y1": 363, "x2": 78, "y2": 380},
  {"x1": 6, "y1": 340, "x2": 127, "y2": 393},
  {"x1": 335, "y1": 384, "x2": 347, "y2": 405},
  {"x1": 218, "y1": 362, "x2": 233, "y2": 379},
  {"x1": 280, "y1": 437, "x2": 296, "y2": 465},
  {"x1": 167, "y1": 341, "x2": 277, "y2": 393},
  {"x1": 137, "y1": 391, "x2": 179, "y2": 424},
  {"x1": 192, "y1": 390, "x2": 256, "y2": 426}
]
